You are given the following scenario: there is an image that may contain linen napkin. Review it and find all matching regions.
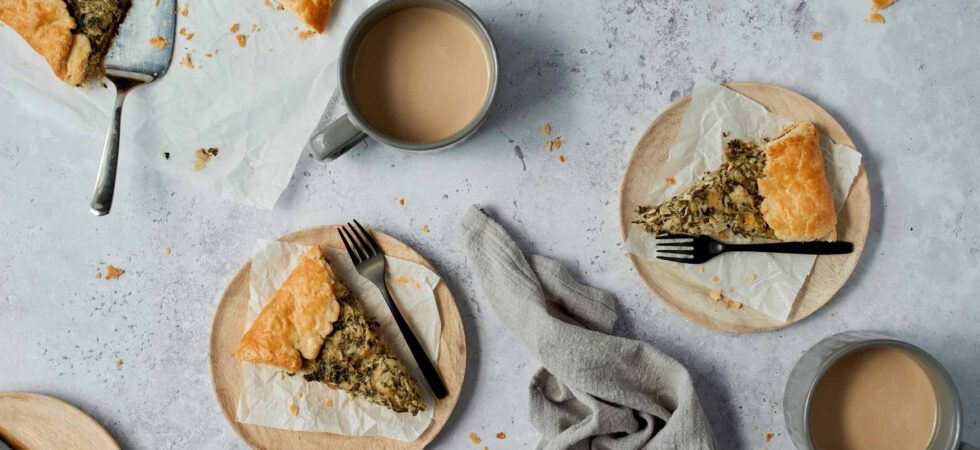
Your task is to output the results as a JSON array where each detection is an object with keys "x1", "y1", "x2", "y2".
[{"x1": 460, "y1": 206, "x2": 716, "y2": 450}]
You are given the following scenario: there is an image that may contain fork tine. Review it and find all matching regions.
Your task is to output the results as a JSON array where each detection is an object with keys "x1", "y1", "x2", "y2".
[
  {"x1": 656, "y1": 233, "x2": 692, "y2": 240},
  {"x1": 657, "y1": 249, "x2": 695, "y2": 256},
  {"x1": 338, "y1": 228, "x2": 360, "y2": 264},
  {"x1": 341, "y1": 226, "x2": 367, "y2": 262},
  {"x1": 656, "y1": 255, "x2": 697, "y2": 264},
  {"x1": 350, "y1": 220, "x2": 376, "y2": 256},
  {"x1": 656, "y1": 241, "x2": 694, "y2": 247},
  {"x1": 353, "y1": 219, "x2": 382, "y2": 255}
]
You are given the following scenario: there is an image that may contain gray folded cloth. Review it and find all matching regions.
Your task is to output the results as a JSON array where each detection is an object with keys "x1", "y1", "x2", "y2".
[{"x1": 460, "y1": 206, "x2": 716, "y2": 450}]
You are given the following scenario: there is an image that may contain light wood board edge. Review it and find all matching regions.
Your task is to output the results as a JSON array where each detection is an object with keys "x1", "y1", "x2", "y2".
[{"x1": 0, "y1": 392, "x2": 120, "y2": 450}]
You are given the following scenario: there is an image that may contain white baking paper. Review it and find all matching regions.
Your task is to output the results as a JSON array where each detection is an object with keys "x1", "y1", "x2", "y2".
[
  {"x1": 625, "y1": 78, "x2": 862, "y2": 321},
  {"x1": 235, "y1": 239, "x2": 441, "y2": 440},
  {"x1": 0, "y1": 0, "x2": 377, "y2": 209}
]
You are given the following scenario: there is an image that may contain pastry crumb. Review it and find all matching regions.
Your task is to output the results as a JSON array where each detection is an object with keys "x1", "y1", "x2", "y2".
[
  {"x1": 469, "y1": 432, "x2": 481, "y2": 444},
  {"x1": 764, "y1": 432, "x2": 774, "y2": 442},
  {"x1": 148, "y1": 36, "x2": 167, "y2": 48},
  {"x1": 298, "y1": 30, "x2": 316, "y2": 41},
  {"x1": 251, "y1": 24, "x2": 260, "y2": 33},
  {"x1": 745, "y1": 272, "x2": 757, "y2": 282},
  {"x1": 870, "y1": 0, "x2": 894, "y2": 10},
  {"x1": 179, "y1": 3, "x2": 188, "y2": 16},
  {"x1": 421, "y1": 225, "x2": 430, "y2": 234},
  {"x1": 192, "y1": 147, "x2": 219, "y2": 171},
  {"x1": 179, "y1": 52, "x2": 193, "y2": 69},
  {"x1": 164, "y1": 246, "x2": 171, "y2": 255},
  {"x1": 540, "y1": 123, "x2": 551, "y2": 135},
  {"x1": 103, "y1": 264, "x2": 125, "y2": 280},
  {"x1": 708, "y1": 289, "x2": 723, "y2": 302},
  {"x1": 186, "y1": 32, "x2": 194, "y2": 41},
  {"x1": 95, "y1": 272, "x2": 102, "y2": 279},
  {"x1": 698, "y1": 266, "x2": 705, "y2": 273},
  {"x1": 324, "y1": 399, "x2": 333, "y2": 408},
  {"x1": 551, "y1": 137, "x2": 563, "y2": 151},
  {"x1": 811, "y1": 31, "x2": 823, "y2": 41},
  {"x1": 559, "y1": 154, "x2": 566, "y2": 163},
  {"x1": 115, "y1": 358, "x2": 124, "y2": 366},
  {"x1": 711, "y1": 274, "x2": 720, "y2": 283},
  {"x1": 236, "y1": 34, "x2": 247, "y2": 48},
  {"x1": 398, "y1": 198, "x2": 405, "y2": 205},
  {"x1": 288, "y1": 403, "x2": 299, "y2": 416},
  {"x1": 868, "y1": 12, "x2": 885, "y2": 23},
  {"x1": 230, "y1": 23, "x2": 240, "y2": 33},
  {"x1": 665, "y1": 176, "x2": 676, "y2": 185},
  {"x1": 496, "y1": 432, "x2": 506, "y2": 439}
]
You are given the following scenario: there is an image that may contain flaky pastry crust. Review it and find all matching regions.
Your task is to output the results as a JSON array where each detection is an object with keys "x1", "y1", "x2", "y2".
[
  {"x1": 0, "y1": 0, "x2": 91, "y2": 84},
  {"x1": 235, "y1": 246, "x2": 342, "y2": 372},
  {"x1": 279, "y1": 0, "x2": 334, "y2": 33},
  {"x1": 758, "y1": 121, "x2": 838, "y2": 241}
]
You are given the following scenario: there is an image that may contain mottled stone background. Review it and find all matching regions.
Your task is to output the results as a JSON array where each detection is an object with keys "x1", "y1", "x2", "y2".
[{"x1": 1, "y1": 0, "x2": 978, "y2": 448}]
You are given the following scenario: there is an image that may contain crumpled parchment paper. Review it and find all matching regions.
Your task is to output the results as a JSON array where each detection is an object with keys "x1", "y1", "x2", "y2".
[
  {"x1": 0, "y1": 0, "x2": 377, "y2": 209},
  {"x1": 625, "y1": 78, "x2": 862, "y2": 321},
  {"x1": 235, "y1": 239, "x2": 441, "y2": 440}
]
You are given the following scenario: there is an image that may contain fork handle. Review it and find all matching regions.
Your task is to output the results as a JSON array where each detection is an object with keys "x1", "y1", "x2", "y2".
[
  {"x1": 378, "y1": 283, "x2": 448, "y2": 399},
  {"x1": 722, "y1": 241, "x2": 854, "y2": 255}
]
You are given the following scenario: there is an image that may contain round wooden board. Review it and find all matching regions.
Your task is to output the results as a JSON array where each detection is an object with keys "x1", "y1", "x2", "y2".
[
  {"x1": 0, "y1": 392, "x2": 120, "y2": 450},
  {"x1": 209, "y1": 226, "x2": 466, "y2": 449},
  {"x1": 619, "y1": 81, "x2": 870, "y2": 333}
]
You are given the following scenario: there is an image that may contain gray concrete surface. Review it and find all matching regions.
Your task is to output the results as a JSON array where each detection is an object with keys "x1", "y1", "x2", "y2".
[{"x1": 1, "y1": 0, "x2": 978, "y2": 448}]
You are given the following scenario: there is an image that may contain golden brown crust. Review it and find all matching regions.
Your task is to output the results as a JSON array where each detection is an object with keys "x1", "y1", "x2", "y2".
[
  {"x1": 279, "y1": 0, "x2": 334, "y2": 33},
  {"x1": 234, "y1": 246, "x2": 342, "y2": 372},
  {"x1": 758, "y1": 121, "x2": 838, "y2": 241},
  {"x1": 0, "y1": 0, "x2": 90, "y2": 83}
]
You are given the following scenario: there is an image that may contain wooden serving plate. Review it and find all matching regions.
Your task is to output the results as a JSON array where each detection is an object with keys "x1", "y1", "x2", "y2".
[
  {"x1": 619, "y1": 81, "x2": 871, "y2": 333},
  {"x1": 209, "y1": 226, "x2": 466, "y2": 449},
  {"x1": 0, "y1": 392, "x2": 120, "y2": 450}
]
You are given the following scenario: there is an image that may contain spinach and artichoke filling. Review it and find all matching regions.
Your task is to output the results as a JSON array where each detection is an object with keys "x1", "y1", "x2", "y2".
[
  {"x1": 635, "y1": 139, "x2": 774, "y2": 239},
  {"x1": 66, "y1": 0, "x2": 130, "y2": 75},
  {"x1": 303, "y1": 284, "x2": 426, "y2": 415}
]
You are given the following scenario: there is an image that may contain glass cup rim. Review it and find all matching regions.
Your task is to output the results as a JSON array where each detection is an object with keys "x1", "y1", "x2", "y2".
[{"x1": 801, "y1": 336, "x2": 962, "y2": 449}]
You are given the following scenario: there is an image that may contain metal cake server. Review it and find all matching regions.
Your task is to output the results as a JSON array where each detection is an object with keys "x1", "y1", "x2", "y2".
[{"x1": 90, "y1": 0, "x2": 177, "y2": 216}]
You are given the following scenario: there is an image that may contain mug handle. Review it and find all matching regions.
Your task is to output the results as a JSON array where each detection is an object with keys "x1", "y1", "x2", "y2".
[
  {"x1": 961, "y1": 442, "x2": 979, "y2": 450},
  {"x1": 307, "y1": 113, "x2": 367, "y2": 161}
]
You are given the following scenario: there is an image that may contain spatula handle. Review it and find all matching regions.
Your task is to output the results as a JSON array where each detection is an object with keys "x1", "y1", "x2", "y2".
[{"x1": 90, "y1": 86, "x2": 129, "y2": 216}]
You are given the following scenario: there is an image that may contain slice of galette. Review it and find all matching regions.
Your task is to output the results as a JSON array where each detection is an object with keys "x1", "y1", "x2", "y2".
[
  {"x1": 635, "y1": 121, "x2": 837, "y2": 242},
  {"x1": 0, "y1": 0, "x2": 130, "y2": 85},
  {"x1": 235, "y1": 245, "x2": 426, "y2": 415}
]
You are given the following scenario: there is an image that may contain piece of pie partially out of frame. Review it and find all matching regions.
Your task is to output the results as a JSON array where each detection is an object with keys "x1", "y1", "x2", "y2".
[
  {"x1": 0, "y1": 0, "x2": 130, "y2": 85},
  {"x1": 635, "y1": 121, "x2": 837, "y2": 242}
]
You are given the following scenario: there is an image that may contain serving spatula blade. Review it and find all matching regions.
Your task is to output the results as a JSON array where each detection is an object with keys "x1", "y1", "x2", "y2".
[{"x1": 90, "y1": 0, "x2": 177, "y2": 216}]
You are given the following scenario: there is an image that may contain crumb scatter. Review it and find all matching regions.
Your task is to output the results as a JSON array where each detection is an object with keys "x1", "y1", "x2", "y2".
[{"x1": 149, "y1": 36, "x2": 167, "y2": 48}]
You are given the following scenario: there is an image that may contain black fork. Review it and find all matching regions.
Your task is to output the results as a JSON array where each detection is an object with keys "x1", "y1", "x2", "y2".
[
  {"x1": 656, "y1": 234, "x2": 854, "y2": 264},
  {"x1": 339, "y1": 220, "x2": 448, "y2": 399}
]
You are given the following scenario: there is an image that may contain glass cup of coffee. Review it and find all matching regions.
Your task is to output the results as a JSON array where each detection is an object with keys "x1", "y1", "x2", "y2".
[
  {"x1": 784, "y1": 331, "x2": 977, "y2": 450},
  {"x1": 308, "y1": 0, "x2": 499, "y2": 161}
]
